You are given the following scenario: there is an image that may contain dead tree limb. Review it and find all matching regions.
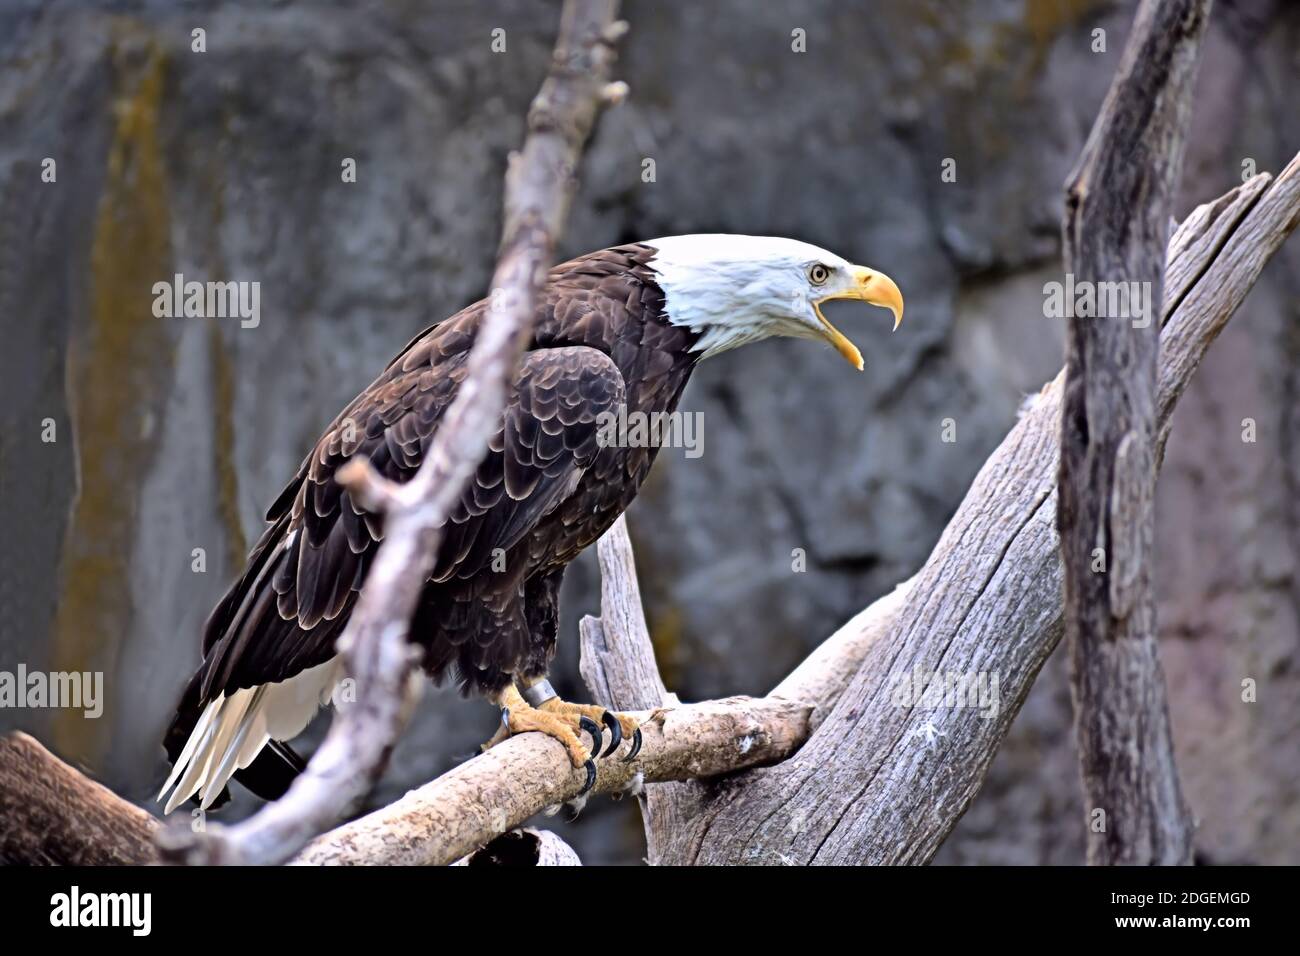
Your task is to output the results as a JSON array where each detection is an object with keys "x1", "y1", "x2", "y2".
[
  {"x1": 0, "y1": 732, "x2": 158, "y2": 865},
  {"x1": 576, "y1": 515, "x2": 693, "y2": 856},
  {"x1": 291, "y1": 694, "x2": 811, "y2": 865},
  {"x1": 1058, "y1": 0, "x2": 1209, "y2": 865},
  {"x1": 155, "y1": 0, "x2": 624, "y2": 866},
  {"x1": 577, "y1": 515, "x2": 913, "y2": 862},
  {"x1": 579, "y1": 516, "x2": 672, "y2": 712}
]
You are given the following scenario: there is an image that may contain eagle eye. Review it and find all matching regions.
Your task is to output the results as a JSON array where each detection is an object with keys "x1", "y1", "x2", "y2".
[{"x1": 807, "y1": 263, "x2": 831, "y2": 286}]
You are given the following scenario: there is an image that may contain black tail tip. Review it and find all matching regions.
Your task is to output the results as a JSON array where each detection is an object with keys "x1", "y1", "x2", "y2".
[{"x1": 163, "y1": 738, "x2": 305, "y2": 812}]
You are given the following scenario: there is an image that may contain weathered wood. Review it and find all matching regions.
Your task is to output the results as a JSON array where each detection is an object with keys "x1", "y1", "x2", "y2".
[
  {"x1": 644, "y1": 155, "x2": 1300, "y2": 866},
  {"x1": 0, "y1": 732, "x2": 159, "y2": 865},
  {"x1": 577, "y1": 516, "x2": 913, "y2": 862},
  {"x1": 155, "y1": 0, "x2": 624, "y2": 866},
  {"x1": 577, "y1": 515, "x2": 693, "y2": 860},
  {"x1": 579, "y1": 515, "x2": 671, "y2": 712},
  {"x1": 1058, "y1": 0, "x2": 1209, "y2": 865},
  {"x1": 292, "y1": 694, "x2": 812, "y2": 865}
]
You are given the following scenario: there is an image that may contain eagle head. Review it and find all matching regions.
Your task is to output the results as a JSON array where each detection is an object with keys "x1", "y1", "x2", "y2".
[{"x1": 647, "y1": 234, "x2": 904, "y2": 369}]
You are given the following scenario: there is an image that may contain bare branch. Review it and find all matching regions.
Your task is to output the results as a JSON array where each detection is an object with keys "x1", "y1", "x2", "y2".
[
  {"x1": 291, "y1": 695, "x2": 811, "y2": 866},
  {"x1": 1058, "y1": 0, "x2": 1211, "y2": 865},
  {"x1": 578, "y1": 515, "x2": 670, "y2": 711},
  {"x1": 155, "y1": 0, "x2": 624, "y2": 866},
  {"x1": 0, "y1": 732, "x2": 158, "y2": 865}
]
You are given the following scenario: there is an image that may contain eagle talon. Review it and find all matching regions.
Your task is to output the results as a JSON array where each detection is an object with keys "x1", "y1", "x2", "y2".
[
  {"x1": 580, "y1": 759, "x2": 597, "y2": 795},
  {"x1": 600, "y1": 711, "x2": 623, "y2": 757},
  {"x1": 533, "y1": 693, "x2": 641, "y2": 764},
  {"x1": 578, "y1": 715, "x2": 602, "y2": 756},
  {"x1": 622, "y1": 727, "x2": 642, "y2": 762}
]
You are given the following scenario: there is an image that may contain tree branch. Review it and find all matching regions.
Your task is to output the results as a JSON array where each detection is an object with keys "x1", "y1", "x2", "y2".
[
  {"x1": 290, "y1": 695, "x2": 811, "y2": 865},
  {"x1": 155, "y1": 0, "x2": 624, "y2": 866},
  {"x1": 1058, "y1": 0, "x2": 1209, "y2": 865},
  {"x1": 0, "y1": 732, "x2": 158, "y2": 865},
  {"x1": 576, "y1": 514, "x2": 914, "y2": 861}
]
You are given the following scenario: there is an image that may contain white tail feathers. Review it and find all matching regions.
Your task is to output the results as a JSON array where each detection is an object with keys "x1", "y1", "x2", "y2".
[{"x1": 158, "y1": 657, "x2": 342, "y2": 814}]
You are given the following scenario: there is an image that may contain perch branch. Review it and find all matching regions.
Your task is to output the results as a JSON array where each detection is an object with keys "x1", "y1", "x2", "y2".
[
  {"x1": 291, "y1": 695, "x2": 811, "y2": 865},
  {"x1": 1058, "y1": 0, "x2": 1208, "y2": 865},
  {"x1": 155, "y1": 0, "x2": 624, "y2": 866}
]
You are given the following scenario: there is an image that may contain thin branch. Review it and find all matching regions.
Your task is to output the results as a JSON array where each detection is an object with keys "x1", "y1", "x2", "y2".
[
  {"x1": 578, "y1": 515, "x2": 671, "y2": 712},
  {"x1": 1058, "y1": 0, "x2": 1210, "y2": 865},
  {"x1": 155, "y1": 0, "x2": 624, "y2": 866}
]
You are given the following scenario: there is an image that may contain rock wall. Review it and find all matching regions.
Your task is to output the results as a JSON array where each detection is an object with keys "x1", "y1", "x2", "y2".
[{"x1": 0, "y1": 0, "x2": 1295, "y2": 864}]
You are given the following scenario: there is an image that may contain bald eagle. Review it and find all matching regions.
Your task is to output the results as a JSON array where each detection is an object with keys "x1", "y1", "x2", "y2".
[{"x1": 159, "y1": 235, "x2": 903, "y2": 812}]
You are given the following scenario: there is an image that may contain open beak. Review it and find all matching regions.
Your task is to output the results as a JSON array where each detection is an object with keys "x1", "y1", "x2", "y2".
[{"x1": 813, "y1": 266, "x2": 905, "y2": 370}]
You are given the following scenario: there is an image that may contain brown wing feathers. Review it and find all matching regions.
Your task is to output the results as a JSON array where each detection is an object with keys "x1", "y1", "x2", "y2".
[{"x1": 182, "y1": 248, "x2": 661, "y2": 713}]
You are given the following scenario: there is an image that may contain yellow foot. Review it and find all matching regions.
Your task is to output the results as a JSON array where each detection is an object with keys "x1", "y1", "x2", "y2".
[
  {"x1": 536, "y1": 697, "x2": 643, "y2": 761},
  {"x1": 483, "y1": 686, "x2": 600, "y2": 793}
]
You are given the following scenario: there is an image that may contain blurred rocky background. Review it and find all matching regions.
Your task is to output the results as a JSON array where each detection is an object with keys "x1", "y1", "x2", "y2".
[{"x1": 1, "y1": 0, "x2": 1295, "y2": 864}]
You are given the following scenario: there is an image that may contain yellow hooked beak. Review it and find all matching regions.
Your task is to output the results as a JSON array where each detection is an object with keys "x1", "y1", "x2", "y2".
[{"x1": 813, "y1": 266, "x2": 905, "y2": 370}]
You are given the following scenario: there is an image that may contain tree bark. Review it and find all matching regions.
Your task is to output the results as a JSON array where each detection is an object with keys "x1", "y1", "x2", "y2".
[
  {"x1": 576, "y1": 516, "x2": 913, "y2": 863},
  {"x1": 1058, "y1": 0, "x2": 1209, "y2": 866},
  {"x1": 0, "y1": 732, "x2": 159, "y2": 865}
]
